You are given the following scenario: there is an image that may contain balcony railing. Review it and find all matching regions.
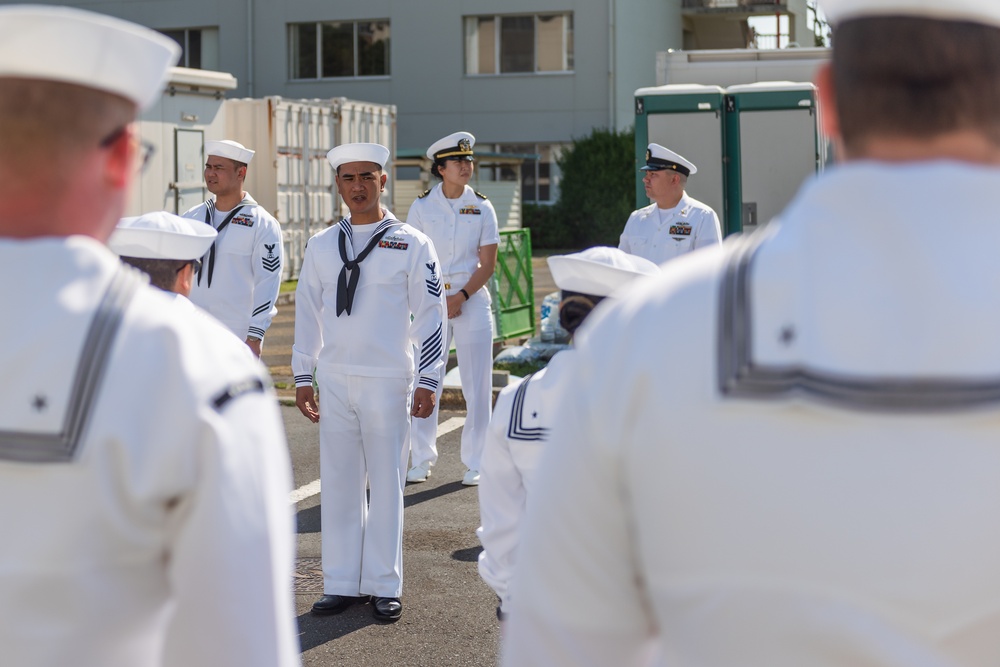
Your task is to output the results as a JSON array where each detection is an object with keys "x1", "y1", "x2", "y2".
[{"x1": 682, "y1": 0, "x2": 786, "y2": 9}]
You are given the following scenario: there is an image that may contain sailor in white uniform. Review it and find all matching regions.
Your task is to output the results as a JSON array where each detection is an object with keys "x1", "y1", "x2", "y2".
[
  {"x1": 619, "y1": 144, "x2": 722, "y2": 265},
  {"x1": 405, "y1": 131, "x2": 500, "y2": 487},
  {"x1": 477, "y1": 247, "x2": 657, "y2": 622},
  {"x1": 293, "y1": 143, "x2": 445, "y2": 623},
  {"x1": 110, "y1": 211, "x2": 216, "y2": 296},
  {"x1": 109, "y1": 211, "x2": 258, "y2": 353},
  {"x1": 184, "y1": 139, "x2": 283, "y2": 357},
  {"x1": 505, "y1": 2, "x2": 1000, "y2": 666},
  {"x1": 0, "y1": 8, "x2": 299, "y2": 667}
]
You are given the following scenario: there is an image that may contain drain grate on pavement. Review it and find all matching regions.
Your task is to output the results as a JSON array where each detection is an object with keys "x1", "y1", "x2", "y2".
[{"x1": 294, "y1": 557, "x2": 324, "y2": 593}]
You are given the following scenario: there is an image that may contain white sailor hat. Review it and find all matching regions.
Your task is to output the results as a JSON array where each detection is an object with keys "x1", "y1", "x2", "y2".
[
  {"x1": 547, "y1": 246, "x2": 659, "y2": 298},
  {"x1": 0, "y1": 5, "x2": 179, "y2": 110},
  {"x1": 205, "y1": 140, "x2": 255, "y2": 165},
  {"x1": 640, "y1": 143, "x2": 698, "y2": 176},
  {"x1": 819, "y1": 0, "x2": 1000, "y2": 27},
  {"x1": 426, "y1": 131, "x2": 476, "y2": 162},
  {"x1": 327, "y1": 143, "x2": 391, "y2": 170},
  {"x1": 109, "y1": 211, "x2": 217, "y2": 261}
]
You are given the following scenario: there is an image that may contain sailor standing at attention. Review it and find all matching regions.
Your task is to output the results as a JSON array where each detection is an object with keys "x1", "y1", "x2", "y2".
[
  {"x1": 405, "y1": 131, "x2": 500, "y2": 487},
  {"x1": 183, "y1": 139, "x2": 283, "y2": 357},
  {"x1": 293, "y1": 143, "x2": 445, "y2": 623}
]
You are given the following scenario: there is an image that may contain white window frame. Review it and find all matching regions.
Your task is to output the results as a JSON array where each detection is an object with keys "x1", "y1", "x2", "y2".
[
  {"x1": 290, "y1": 19, "x2": 391, "y2": 80},
  {"x1": 160, "y1": 27, "x2": 219, "y2": 70},
  {"x1": 464, "y1": 13, "x2": 574, "y2": 76}
]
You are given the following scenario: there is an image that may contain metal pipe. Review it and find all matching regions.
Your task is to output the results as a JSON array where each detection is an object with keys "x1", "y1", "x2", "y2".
[
  {"x1": 246, "y1": 0, "x2": 254, "y2": 96},
  {"x1": 608, "y1": 0, "x2": 616, "y2": 129}
]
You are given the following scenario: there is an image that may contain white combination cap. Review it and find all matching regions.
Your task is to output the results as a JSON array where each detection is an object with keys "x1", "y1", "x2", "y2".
[
  {"x1": 819, "y1": 0, "x2": 1000, "y2": 28},
  {"x1": 641, "y1": 143, "x2": 698, "y2": 176},
  {"x1": 0, "y1": 5, "x2": 179, "y2": 110},
  {"x1": 547, "y1": 246, "x2": 659, "y2": 298},
  {"x1": 327, "y1": 142, "x2": 390, "y2": 170},
  {"x1": 426, "y1": 131, "x2": 476, "y2": 161},
  {"x1": 109, "y1": 211, "x2": 217, "y2": 261},
  {"x1": 205, "y1": 140, "x2": 255, "y2": 165}
]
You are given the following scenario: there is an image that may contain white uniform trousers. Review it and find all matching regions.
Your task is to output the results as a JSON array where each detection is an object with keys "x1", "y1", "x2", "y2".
[
  {"x1": 318, "y1": 372, "x2": 411, "y2": 598},
  {"x1": 410, "y1": 286, "x2": 493, "y2": 471}
]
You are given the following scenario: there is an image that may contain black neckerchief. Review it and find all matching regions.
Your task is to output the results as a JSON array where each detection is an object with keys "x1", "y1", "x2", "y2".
[
  {"x1": 198, "y1": 197, "x2": 250, "y2": 287},
  {"x1": 336, "y1": 218, "x2": 400, "y2": 316}
]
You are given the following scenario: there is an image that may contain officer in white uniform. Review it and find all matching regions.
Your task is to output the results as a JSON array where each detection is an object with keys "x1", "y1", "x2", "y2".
[
  {"x1": 477, "y1": 247, "x2": 657, "y2": 622},
  {"x1": 293, "y1": 143, "x2": 445, "y2": 623},
  {"x1": 405, "y1": 131, "x2": 500, "y2": 487},
  {"x1": 0, "y1": 7, "x2": 299, "y2": 667},
  {"x1": 619, "y1": 144, "x2": 722, "y2": 264},
  {"x1": 184, "y1": 139, "x2": 283, "y2": 357},
  {"x1": 505, "y1": 2, "x2": 1000, "y2": 666}
]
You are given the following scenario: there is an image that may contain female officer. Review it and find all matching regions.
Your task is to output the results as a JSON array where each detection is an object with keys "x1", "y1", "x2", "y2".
[
  {"x1": 476, "y1": 247, "x2": 658, "y2": 621},
  {"x1": 405, "y1": 131, "x2": 500, "y2": 486}
]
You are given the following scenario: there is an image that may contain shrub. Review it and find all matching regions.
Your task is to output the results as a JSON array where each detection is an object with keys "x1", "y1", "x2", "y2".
[{"x1": 554, "y1": 126, "x2": 636, "y2": 247}]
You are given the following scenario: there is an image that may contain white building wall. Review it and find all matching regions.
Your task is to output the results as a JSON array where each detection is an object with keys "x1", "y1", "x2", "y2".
[{"x1": 613, "y1": 0, "x2": 682, "y2": 131}]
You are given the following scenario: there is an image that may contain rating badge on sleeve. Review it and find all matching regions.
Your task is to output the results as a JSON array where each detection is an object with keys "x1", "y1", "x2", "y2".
[{"x1": 263, "y1": 243, "x2": 280, "y2": 272}]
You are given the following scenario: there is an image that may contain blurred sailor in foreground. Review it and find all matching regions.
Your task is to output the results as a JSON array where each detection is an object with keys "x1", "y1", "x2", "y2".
[
  {"x1": 505, "y1": 0, "x2": 1000, "y2": 665},
  {"x1": 0, "y1": 6, "x2": 299, "y2": 666},
  {"x1": 110, "y1": 211, "x2": 216, "y2": 297},
  {"x1": 477, "y1": 247, "x2": 657, "y2": 623}
]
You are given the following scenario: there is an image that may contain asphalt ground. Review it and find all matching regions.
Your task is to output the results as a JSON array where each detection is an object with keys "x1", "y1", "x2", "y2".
[{"x1": 284, "y1": 405, "x2": 501, "y2": 667}]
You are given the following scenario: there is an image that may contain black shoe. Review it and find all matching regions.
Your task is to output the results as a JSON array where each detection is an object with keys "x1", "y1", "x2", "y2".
[
  {"x1": 311, "y1": 594, "x2": 367, "y2": 616},
  {"x1": 372, "y1": 596, "x2": 402, "y2": 622}
]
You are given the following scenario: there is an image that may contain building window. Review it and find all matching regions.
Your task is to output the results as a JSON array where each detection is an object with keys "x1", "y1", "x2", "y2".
[
  {"x1": 464, "y1": 13, "x2": 573, "y2": 75},
  {"x1": 487, "y1": 143, "x2": 564, "y2": 204},
  {"x1": 160, "y1": 28, "x2": 219, "y2": 70},
  {"x1": 290, "y1": 20, "x2": 391, "y2": 79}
]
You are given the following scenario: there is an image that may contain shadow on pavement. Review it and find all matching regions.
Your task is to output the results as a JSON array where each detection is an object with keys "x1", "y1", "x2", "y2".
[
  {"x1": 451, "y1": 545, "x2": 483, "y2": 562},
  {"x1": 296, "y1": 606, "x2": 378, "y2": 652},
  {"x1": 296, "y1": 504, "x2": 321, "y2": 534},
  {"x1": 404, "y1": 480, "x2": 470, "y2": 508}
]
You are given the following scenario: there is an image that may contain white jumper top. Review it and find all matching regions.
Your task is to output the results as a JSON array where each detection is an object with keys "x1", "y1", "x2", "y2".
[{"x1": 506, "y1": 161, "x2": 1000, "y2": 667}]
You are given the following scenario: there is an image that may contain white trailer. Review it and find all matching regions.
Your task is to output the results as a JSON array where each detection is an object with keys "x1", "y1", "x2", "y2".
[
  {"x1": 224, "y1": 97, "x2": 397, "y2": 280},
  {"x1": 128, "y1": 67, "x2": 237, "y2": 217}
]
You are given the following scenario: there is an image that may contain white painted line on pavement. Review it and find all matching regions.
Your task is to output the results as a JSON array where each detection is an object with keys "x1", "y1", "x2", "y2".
[
  {"x1": 289, "y1": 478, "x2": 321, "y2": 504},
  {"x1": 436, "y1": 416, "x2": 466, "y2": 438},
  {"x1": 289, "y1": 416, "x2": 466, "y2": 504}
]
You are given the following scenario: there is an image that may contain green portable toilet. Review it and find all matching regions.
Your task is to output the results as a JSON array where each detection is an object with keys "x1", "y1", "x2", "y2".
[
  {"x1": 723, "y1": 82, "x2": 823, "y2": 235},
  {"x1": 633, "y1": 84, "x2": 726, "y2": 232}
]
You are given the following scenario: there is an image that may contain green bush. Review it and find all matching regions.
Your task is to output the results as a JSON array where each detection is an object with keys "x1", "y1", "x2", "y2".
[
  {"x1": 524, "y1": 126, "x2": 637, "y2": 249},
  {"x1": 523, "y1": 203, "x2": 575, "y2": 250}
]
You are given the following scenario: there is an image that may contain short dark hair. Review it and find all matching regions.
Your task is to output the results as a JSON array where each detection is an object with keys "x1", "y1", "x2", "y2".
[
  {"x1": 832, "y1": 17, "x2": 1000, "y2": 152},
  {"x1": 121, "y1": 257, "x2": 187, "y2": 292}
]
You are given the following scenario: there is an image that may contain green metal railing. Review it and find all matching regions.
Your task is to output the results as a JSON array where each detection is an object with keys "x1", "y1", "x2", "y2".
[{"x1": 491, "y1": 229, "x2": 535, "y2": 341}]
